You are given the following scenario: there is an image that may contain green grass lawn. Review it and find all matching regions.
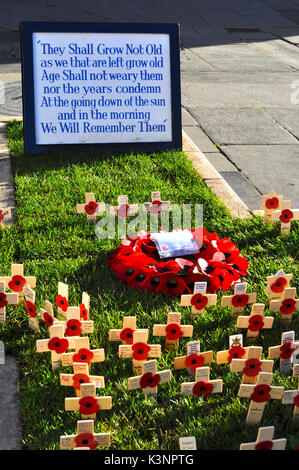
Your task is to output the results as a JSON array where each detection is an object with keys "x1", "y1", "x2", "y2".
[{"x1": 0, "y1": 119, "x2": 298, "y2": 450}]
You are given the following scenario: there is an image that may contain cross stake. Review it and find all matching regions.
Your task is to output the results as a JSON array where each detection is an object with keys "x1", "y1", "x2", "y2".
[
  {"x1": 23, "y1": 284, "x2": 40, "y2": 332},
  {"x1": 109, "y1": 316, "x2": 148, "y2": 345},
  {"x1": 61, "y1": 337, "x2": 105, "y2": 373},
  {"x1": 36, "y1": 324, "x2": 79, "y2": 370},
  {"x1": 174, "y1": 340, "x2": 213, "y2": 375},
  {"x1": 153, "y1": 312, "x2": 193, "y2": 350},
  {"x1": 128, "y1": 359, "x2": 172, "y2": 398},
  {"x1": 269, "y1": 287, "x2": 298, "y2": 323},
  {"x1": 179, "y1": 437, "x2": 197, "y2": 450},
  {"x1": 60, "y1": 419, "x2": 111, "y2": 450},
  {"x1": 0, "y1": 263, "x2": 36, "y2": 304},
  {"x1": 65, "y1": 382, "x2": 112, "y2": 420},
  {"x1": 56, "y1": 282, "x2": 69, "y2": 316},
  {"x1": 180, "y1": 281, "x2": 217, "y2": 318},
  {"x1": 0, "y1": 281, "x2": 18, "y2": 323},
  {"x1": 40, "y1": 300, "x2": 58, "y2": 329},
  {"x1": 118, "y1": 330, "x2": 161, "y2": 375},
  {"x1": 143, "y1": 191, "x2": 170, "y2": 214},
  {"x1": 60, "y1": 362, "x2": 105, "y2": 397},
  {"x1": 268, "y1": 331, "x2": 299, "y2": 375},
  {"x1": 221, "y1": 282, "x2": 256, "y2": 317},
  {"x1": 181, "y1": 366, "x2": 223, "y2": 399},
  {"x1": 271, "y1": 199, "x2": 299, "y2": 235},
  {"x1": 109, "y1": 195, "x2": 139, "y2": 219},
  {"x1": 77, "y1": 193, "x2": 106, "y2": 221},
  {"x1": 282, "y1": 365, "x2": 299, "y2": 422},
  {"x1": 60, "y1": 306, "x2": 94, "y2": 337},
  {"x1": 236, "y1": 303, "x2": 274, "y2": 341},
  {"x1": 216, "y1": 334, "x2": 250, "y2": 366},
  {"x1": 230, "y1": 346, "x2": 273, "y2": 384},
  {"x1": 240, "y1": 426, "x2": 286, "y2": 450},
  {"x1": 259, "y1": 189, "x2": 283, "y2": 224}
]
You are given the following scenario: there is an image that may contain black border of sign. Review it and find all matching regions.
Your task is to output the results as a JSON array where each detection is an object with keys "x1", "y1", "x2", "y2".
[{"x1": 20, "y1": 21, "x2": 182, "y2": 155}]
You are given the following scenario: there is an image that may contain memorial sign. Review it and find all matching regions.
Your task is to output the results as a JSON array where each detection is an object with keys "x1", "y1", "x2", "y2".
[{"x1": 21, "y1": 22, "x2": 181, "y2": 154}]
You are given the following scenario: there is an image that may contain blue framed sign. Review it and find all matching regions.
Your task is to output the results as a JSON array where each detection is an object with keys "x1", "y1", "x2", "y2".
[{"x1": 21, "y1": 22, "x2": 182, "y2": 154}]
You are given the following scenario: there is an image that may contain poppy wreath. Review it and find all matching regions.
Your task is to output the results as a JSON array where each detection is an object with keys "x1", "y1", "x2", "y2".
[{"x1": 108, "y1": 229, "x2": 249, "y2": 297}]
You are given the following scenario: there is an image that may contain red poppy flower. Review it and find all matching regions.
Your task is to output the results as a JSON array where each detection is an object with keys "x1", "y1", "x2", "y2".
[
  {"x1": 65, "y1": 319, "x2": 82, "y2": 337},
  {"x1": 25, "y1": 301, "x2": 37, "y2": 318},
  {"x1": 231, "y1": 294, "x2": 249, "y2": 308},
  {"x1": 185, "y1": 353, "x2": 205, "y2": 372},
  {"x1": 150, "y1": 200, "x2": 163, "y2": 214},
  {"x1": 84, "y1": 201, "x2": 98, "y2": 215},
  {"x1": 248, "y1": 315, "x2": 264, "y2": 332},
  {"x1": 43, "y1": 311, "x2": 54, "y2": 328},
  {"x1": 192, "y1": 380, "x2": 213, "y2": 398},
  {"x1": 270, "y1": 277, "x2": 287, "y2": 294},
  {"x1": 56, "y1": 295, "x2": 69, "y2": 312},
  {"x1": 139, "y1": 372, "x2": 161, "y2": 389},
  {"x1": 293, "y1": 393, "x2": 299, "y2": 407},
  {"x1": 0, "y1": 210, "x2": 3, "y2": 223},
  {"x1": 265, "y1": 197, "x2": 279, "y2": 210},
  {"x1": 280, "y1": 341, "x2": 296, "y2": 360},
  {"x1": 243, "y1": 358, "x2": 262, "y2": 377},
  {"x1": 228, "y1": 255, "x2": 249, "y2": 277},
  {"x1": 132, "y1": 342, "x2": 151, "y2": 361},
  {"x1": 154, "y1": 260, "x2": 181, "y2": 275},
  {"x1": 72, "y1": 373, "x2": 91, "y2": 391},
  {"x1": 190, "y1": 293, "x2": 208, "y2": 311},
  {"x1": 74, "y1": 433, "x2": 98, "y2": 450},
  {"x1": 126, "y1": 267, "x2": 153, "y2": 290},
  {"x1": 48, "y1": 337, "x2": 69, "y2": 354},
  {"x1": 228, "y1": 346, "x2": 246, "y2": 363},
  {"x1": 79, "y1": 303, "x2": 88, "y2": 321},
  {"x1": 165, "y1": 323, "x2": 183, "y2": 341},
  {"x1": 0, "y1": 292, "x2": 8, "y2": 309},
  {"x1": 159, "y1": 275, "x2": 190, "y2": 297},
  {"x1": 255, "y1": 440, "x2": 273, "y2": 451},
  {"x1": 279, "y1": 209, "x2": 293, "y2": 224},
  {"x1": 117, "y1": 204, "x2": 130, "y2": 218},
  {"x1": 120, "y1": 327, "x2": 135, "y2": 345},
  {"x1": 250, "y1": 384, "x2": 271, "y2": 403},
  {"x1": 79, "y1": 396, "x2": 99, "y2": 415},
  {"x1": 8, "y1": 275, "x2": 26, "y2": 293},
  {"x1": 73, "y1": 348, "x2": 94, "y2": 364},
  {"x1": 280, "y1": 298, "x2": 296, "y2": 316}
]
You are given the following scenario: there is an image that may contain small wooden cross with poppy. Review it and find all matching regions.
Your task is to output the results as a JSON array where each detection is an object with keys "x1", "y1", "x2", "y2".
[
  {"x1": 0, "y1": 281, "x2": 18, "y2": 323},
  {"x1": 56, "y1": 282, "x2": 69, "y2": 317},
  {"x1": 109, "y1": 195, "x2": 139, "y2": 219},
  {"x1": 40, "y1": 300, "x2": 58, "y2": 329},
  {"x1": 179, "y1": 437, "x2": 197, "y2": 450},
  {"x1": 240, "y1": 426, "x2": 287, "y2": 450},
  {"x1": 181, "y1": 366, "x2": 223, "y2": 399},
  {"x1": 236, "y1": 303, "x2": 274, "y2": 341},
  {"x1": 238, "y1": 372, "x2": 284, "y2": 425},
  {"x1": 61, "y1": 337, "x2": 105, "y2": 372},
  {"x1": 282, "y1": 365, "x2": 299, "y2": 422},
  {"x1": 0, "y1": 207, "x2": 12, "y2": 227},
  {"x1": 118, "y1": 330, "x2": 161, "y2": 375},
  {"x1": 36, "y1": 324, "x2": 78, "y2": 370},
  {"x1": 230, "y1": 346, "x2": 273, "y2": 385},
  {"x1": 60, "y1": 362, "x2": 105, "y2": 397},
  {"x1": 77, "y1": 193, "x2": 106, "y2": 221},
  {"x1": 23, "y1": 284, "x2": 40, "y2": 332},
  {"x1": 153, "y1": 312, "x2": 193, "y2": 350},
  {"x1": 0, "y1": 263, "x2": 36, "y2": 305},
  {"x1": 271, "y1": 199, "x2": 299, "y2": 235},
  {"x1": 128, "y1": 359, "x2": 172, "y2": 398},
  {"x1": 143, "y1": 191, "x2": 170, "y2": 215},
  {"x1": 265, "y1": 269, "x2": 293, "y2": 301},
  {"x1": 259, "y1": 189, "x2": 283, "y2": 224},
  {"x1": 180, "y1": 281, "x2": 217, "y2": 318},
  {"x1": 62, "y1": 306, "x2": 94, "y2": 337},
  {"x1": 268, "y1": 331, "x2": 299, "y2": 376},
  {"x1": 79, "y1": 292, "x2": 90, "y2": 321},
  {"x1": 65, "y1": 382, "x2": 112, "y2": 420},
  {"x1": 216, "y1": 334, "x2": 249, "y2": 366},
  {"x1": 269, "y1": 287, "x2": 298, "y2": 323},
  {"x1": 108, "y1": 316, "x2": 147, "y2": 345},
  {"x1": 221, "y1": 282, "x2": 257, "y2": 317},
  {"x1": 174, "y1": 340, "x2": 213, "y2": 375},
  {"x1": 60, "y1": 419, "x2": 111, "y2": 450}
]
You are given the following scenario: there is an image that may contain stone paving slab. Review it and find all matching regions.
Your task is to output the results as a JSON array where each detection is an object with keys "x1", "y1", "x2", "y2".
[
  {"x1": 218, "y1": 170, "x2": 262, "y2": 209},
  {"x1": 203, "y1": 152, "x2": 239, "y2": 172},
  {"x1": 264, "y1": 107, "x2": 299, "y2": 138}
]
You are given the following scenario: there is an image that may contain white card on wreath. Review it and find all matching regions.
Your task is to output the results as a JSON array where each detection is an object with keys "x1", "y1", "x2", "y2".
[{"x1": 152, "y1": 230, "x2": 199, "y2": 258}]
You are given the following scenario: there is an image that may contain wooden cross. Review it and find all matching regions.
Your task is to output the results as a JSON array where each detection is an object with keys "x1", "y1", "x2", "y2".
[
  {"x1": 174, "y1": 340, "x2": 213, "y2": 375},
  {"x1": 60, "y1": 419, "x2": 111, "y2": 450},
  {"x1": 0, "y1": 207, "x2": 12, "y2": 227},
  {"x1": 60, "y1": 362, "x2": 105, "y2": 397},
  {"x1": 265, "y1": 269, "x2": 293, "y2": 301},
  {"x1": 240, "y1": 426, "x2": 286, "y2": 450},
  {"x1": 260, "y1": 189, "x2": 283, "y2": 224},
  {"x1": 216, "y1": 334, "x2": 250, "y2": 366},
  {"x1": 61, "y1": 306, "x2": 94, "y2": 337},
  {"x1": 0, "y1": 264, "x2": 36, "y2": 304},
  {"x1": 109, "y1": 316, "x2": 147, "y2": 345},
  {"x1": 79, "y1": 292, "x2": 90, "y2": 321},
  {"x1": 0, "y1": 281, "x2": 18, "y2": 323},
  {"x1": 271, "y1": 199, "x2": 299, "y2": 235},
  {"x1": 77, "y1": 193, "x2": 106, "y2": 221},
  {"x1": 118, "y1": 330, "x2": 161, "y2": 375},
  {"x1": 143, "y1": 191, "x2": 170, "y2": 214},
  {"x1": 109, "y1": 195, "x2": 139, "y2": 219},
  {"x1": 269, "y1": 287, "x2": 298, "y2": 323},
  {"x1": 36, "y1": 324, "x2": 78, "y2": 370},
  {"x1": 23, "y1": 284, "x2": 40, "y2": 332},
  {"x1": 180, "y1": 282, "x2": 217, "y2": 318},
  {"x1": 128, "y1": 359, "x2": 172, "y2": 398},
  {"x1": 230, "y1": 346, "x2": 273, "y2": 384},
  {"x1": 153, "y1": 312, "x2": 193, "y2": 350},
  {"x1": 65, "y1": 382, "x2": 112, "y2": 420},
  {"x1": 61, "y1": 337, "x2": 105, "y2": 372},
  {"x1": 179, "y1": 437, "x2": 197, "y2": 450},
  {"x1": 40, "y1": 300, "x2": 58, "y2": 329},
  {"x1": 236, "y1": 303, "x2": 274, "y2": 341},
  {"x1": 56, "y1": 282, "x2": 69, "y2": 316},
  {"x1": 238, "y1": 372, "x2": 284, "y2": 425},
  {"x1": 221, "y1": 282, "x2": 257, "y2": 317},
  {"x1": 268, "y1": 331, "x2": 299, "y2": 375},
  {"x1": 181, "y1": 366, "x2": 223, "y2": 399},
  {"x1": 282, "y1": 365, "x2": 299, "y2": 421}
]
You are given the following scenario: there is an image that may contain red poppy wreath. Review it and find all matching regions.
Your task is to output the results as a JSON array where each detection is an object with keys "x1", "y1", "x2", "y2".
[{"x1": 108, "y1": 229, "x2": 249, "y2": 297}]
